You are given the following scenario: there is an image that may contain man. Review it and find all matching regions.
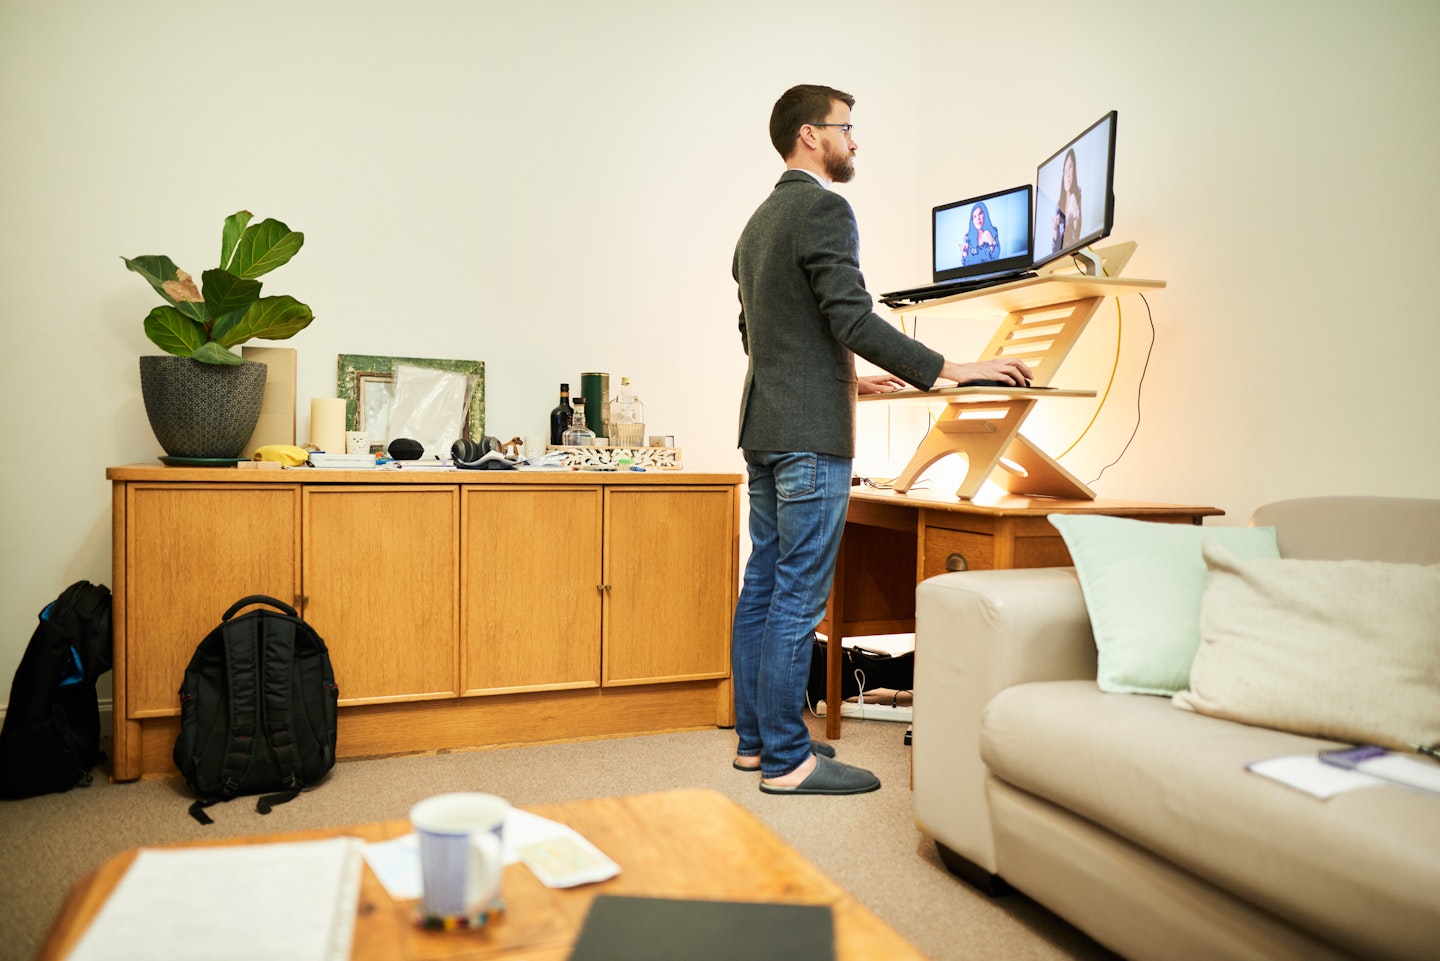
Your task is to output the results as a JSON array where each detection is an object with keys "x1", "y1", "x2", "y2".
[{"x1": 730, "y1": 84, "x2": 1032, "y2": 796}]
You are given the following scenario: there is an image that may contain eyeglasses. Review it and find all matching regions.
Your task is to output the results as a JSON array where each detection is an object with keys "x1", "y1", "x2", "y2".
[{"x1": 808, "y1": 123, "x2": 854, "y2": 136}]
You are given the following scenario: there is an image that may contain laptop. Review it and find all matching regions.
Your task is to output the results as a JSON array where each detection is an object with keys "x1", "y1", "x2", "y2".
[{"x1": 878, "y1": 184, "x2": 1036, "y2": 307}]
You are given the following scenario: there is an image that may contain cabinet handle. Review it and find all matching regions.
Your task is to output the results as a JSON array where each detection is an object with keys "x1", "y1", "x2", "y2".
[
  {"x1": 944, "y1": 553, "x2": 969, "y2": 572},
  {"x1": 597, "y1": 584, "x2": 612, "y2": 592}
]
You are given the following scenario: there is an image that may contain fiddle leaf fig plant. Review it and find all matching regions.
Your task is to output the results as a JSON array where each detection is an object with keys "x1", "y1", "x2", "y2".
[{"x1": 123, "y1": 210, "x2": 314, "y2": 365}]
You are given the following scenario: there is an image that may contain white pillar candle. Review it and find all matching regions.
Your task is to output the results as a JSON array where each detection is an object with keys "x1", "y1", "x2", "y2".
[{"x1": 310, "y1": 397, "x2": 347, "y2": 453}]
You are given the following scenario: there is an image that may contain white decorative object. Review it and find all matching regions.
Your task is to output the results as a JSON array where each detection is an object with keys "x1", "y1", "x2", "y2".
[
  {"x1": 550, "y1": 446, "x2": 681, "y2": 470},
  {"x1": 310, "y1": 397, "x2": 347, "y2": 453}
]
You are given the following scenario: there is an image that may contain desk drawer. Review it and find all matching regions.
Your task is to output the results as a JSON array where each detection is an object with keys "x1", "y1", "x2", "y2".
[
  {"x1": 922, "y1": 525, "x2": 1072, "y2": 577},
  {"x1": 923, "y1": 528, "x2": 994, "y2": 577}
]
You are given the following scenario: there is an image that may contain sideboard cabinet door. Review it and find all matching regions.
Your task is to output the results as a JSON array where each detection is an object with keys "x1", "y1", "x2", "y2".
[
  {"x1": 461, "y1": 486, "x2": 603, "y2": 695},
  {"x1": 602, "y1": 487, "x2": 735, "y2": 686},
  {"x1": 302, "y1": 486, "x2": 459, "y2": 704},
  {"x1": 123, "y1": 484, "x2": 300, "y2": 718}
]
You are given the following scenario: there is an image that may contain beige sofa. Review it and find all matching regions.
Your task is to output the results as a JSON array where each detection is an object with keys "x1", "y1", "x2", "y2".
[{"x1": 912, "y1": 497, "x2": 1440, "y2": 961}]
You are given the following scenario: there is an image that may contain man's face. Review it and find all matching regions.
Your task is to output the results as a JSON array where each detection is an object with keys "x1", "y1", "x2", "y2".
[{"x1": 818, "y1": 102, "x2": 856, "y2": 183}]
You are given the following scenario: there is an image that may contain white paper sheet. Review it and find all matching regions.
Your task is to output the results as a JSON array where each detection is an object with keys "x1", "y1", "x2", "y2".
[
  {"x1": 361, "y1": 808, "x2": 619, "y2": 898},
  {"x1": 65, "y1": 836, "x2": 364, "y2": 961},
  {"x1": 387, "y1": 364, "x2": 472, "y2": 457},
  {"x1": 1246, "y1": 755, "x2": 1385, "y2": 798}
]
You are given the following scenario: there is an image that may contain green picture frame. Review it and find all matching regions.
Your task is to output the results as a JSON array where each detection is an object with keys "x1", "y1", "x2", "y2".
[{"x1": 336, "y1": 354, "x2": 485, "y2": 443}]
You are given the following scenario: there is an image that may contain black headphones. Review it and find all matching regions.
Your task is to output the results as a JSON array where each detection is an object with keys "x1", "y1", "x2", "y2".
[{"x1": 452, "y1": 436, "x2": 511, "y2": 470}]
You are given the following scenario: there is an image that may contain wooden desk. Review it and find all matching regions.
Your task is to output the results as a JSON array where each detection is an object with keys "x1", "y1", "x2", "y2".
[
  {"x1": 817, "y1": 489, "x2": 1223, "y2": 738},
  {"x1": 37, "y1": 788, "x2": 927, "y2": 961}
]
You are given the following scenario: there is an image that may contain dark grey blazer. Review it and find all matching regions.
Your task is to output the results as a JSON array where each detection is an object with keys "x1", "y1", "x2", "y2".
[{"x1": 733, "y1": 170, "x2": 944, "y2": 458}]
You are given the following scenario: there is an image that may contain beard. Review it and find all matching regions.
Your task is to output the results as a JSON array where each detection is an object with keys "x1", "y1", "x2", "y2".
[{"x1": 822, "y1": 139, "x2": 856, "y2": 183}]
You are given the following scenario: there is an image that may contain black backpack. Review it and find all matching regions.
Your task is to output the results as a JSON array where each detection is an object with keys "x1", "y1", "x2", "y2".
[
  {"x1": 806, "y1": 636, "x2": 914, "y2": 707},
  {"x1": 0, "y1": 581, "x2": 113, "y2": 799},
  {"x1": 174, "y1": 595, "x2": 339, "y2": 824}
]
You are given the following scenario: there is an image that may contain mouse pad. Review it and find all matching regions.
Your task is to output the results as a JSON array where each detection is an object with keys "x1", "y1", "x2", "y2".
[{"x1": 567, "y1": 895, "x2": 834, "y2": 961}]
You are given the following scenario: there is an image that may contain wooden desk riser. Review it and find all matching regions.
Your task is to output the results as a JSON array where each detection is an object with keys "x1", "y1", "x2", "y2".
[
  {"x1": 817, "y1": 489, "x2": 1223, "y2": 739},
  {"x1": 106, "y1": 466, "x2": 743, "y2": 781},
  {"x1": 875, "y1": 246, "x2": 1165, "y2": 501},
  {"x1": 37, "y1": 788, "x2": 928, "y2": 961}
]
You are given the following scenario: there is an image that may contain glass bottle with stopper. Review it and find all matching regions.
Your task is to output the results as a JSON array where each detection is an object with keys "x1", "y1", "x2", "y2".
[
  {"x1": 606, "y1": 377, "x2": 646, "y2": 448},
  {"x1": 562, "y1": 398, "x2": 597, "y2": 446}
]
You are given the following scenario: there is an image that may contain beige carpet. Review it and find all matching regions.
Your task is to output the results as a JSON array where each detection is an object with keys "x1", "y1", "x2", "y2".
[{"x1": 0, "y1": 715, "x2": 1119, "y2": 961}]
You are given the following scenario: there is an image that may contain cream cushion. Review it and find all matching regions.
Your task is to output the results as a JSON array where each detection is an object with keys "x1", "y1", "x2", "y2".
[
  {"x1": 1046, "y1": 514, "x2": 1280, "y2": 695},
  {"x1": 1174, "y1": 541, "x2": 1440, "y2": 751}
]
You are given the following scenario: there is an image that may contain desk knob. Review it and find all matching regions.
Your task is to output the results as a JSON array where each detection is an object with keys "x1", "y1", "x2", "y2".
[{"x1": 944, "y1": 553, "x2": 969, "y2": 572}]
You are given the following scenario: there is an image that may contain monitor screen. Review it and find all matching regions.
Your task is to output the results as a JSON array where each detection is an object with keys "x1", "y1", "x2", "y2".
[
  {"x1": 1033, "y1": 110, "x2": 1117, "y2": 268},
  {"x1": 932, "y1": 184, "x2": 1033, "y2": 283}
]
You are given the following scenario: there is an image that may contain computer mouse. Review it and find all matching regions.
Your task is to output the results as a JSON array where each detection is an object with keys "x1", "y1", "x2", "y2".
[{"x1": 962, "y1": 378, "x2": 1030, "y2": 388}]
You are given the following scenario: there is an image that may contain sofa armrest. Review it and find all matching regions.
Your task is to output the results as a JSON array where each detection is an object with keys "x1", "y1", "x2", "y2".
[{"x1": 912, "y1": 567, "x2": 1095, "y2": 877}]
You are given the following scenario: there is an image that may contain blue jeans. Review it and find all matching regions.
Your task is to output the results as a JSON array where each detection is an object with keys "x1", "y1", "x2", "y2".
[{"x1": 732, "y1": 450, "x2": 852, "y2": 778}]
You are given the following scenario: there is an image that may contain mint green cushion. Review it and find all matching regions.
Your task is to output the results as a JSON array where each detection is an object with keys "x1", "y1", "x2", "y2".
[{"x1": 1047, "y1": 515, "x2": 1280, "y2": 695}]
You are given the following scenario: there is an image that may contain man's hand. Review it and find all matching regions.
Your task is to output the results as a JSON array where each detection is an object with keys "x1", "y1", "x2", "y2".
[
  {"x1": 857, "y1": 373, "x2": 908, "y2": 395},
  {"x1": 939, "y1": 357, "x2": 1035, "y2": 387}
]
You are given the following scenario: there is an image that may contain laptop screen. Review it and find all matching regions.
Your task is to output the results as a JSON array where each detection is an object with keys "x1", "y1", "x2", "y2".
[{"x1": 932, "y1": 184, "x2": 1033, "y2": 283}]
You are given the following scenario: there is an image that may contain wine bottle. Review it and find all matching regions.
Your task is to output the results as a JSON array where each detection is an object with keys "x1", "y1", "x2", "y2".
[{"x1": 549, "y1": 383, "x2": 573, "y2": 446}]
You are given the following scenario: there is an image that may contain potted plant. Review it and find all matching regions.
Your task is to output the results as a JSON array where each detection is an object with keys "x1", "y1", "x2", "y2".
[{"x1": 123, "y1": 211, "x2": 314, "y2": 460}]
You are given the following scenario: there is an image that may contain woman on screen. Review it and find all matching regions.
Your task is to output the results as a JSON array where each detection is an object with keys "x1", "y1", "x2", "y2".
[
  {"x1": 1051, "y1": 148, "x2": 1082, "y2": 254},
  {"x1": 959, "y1": 201, "x2": 1000, "y2": 266}
]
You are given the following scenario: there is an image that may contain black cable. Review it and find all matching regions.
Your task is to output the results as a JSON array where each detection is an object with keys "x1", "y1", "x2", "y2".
[{"x1": 1087, "y1": 291, "x2": 1155, "y2": 485}]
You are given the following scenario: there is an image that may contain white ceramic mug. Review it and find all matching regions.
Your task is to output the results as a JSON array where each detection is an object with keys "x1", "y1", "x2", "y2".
[
  {"x1": 346, "y1": 431, "x2": 369, "y2": 454},
  {"x1": 409, "y1": 792, "x2": 508, "y2": 924}
]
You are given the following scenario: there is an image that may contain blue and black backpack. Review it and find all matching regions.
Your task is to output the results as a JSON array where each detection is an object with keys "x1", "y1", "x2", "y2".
[{"x1": 0, "y1": 580, "x2": 113, "y2": 799}]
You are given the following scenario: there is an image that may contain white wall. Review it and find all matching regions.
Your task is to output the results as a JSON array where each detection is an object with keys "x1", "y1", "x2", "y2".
[
  {"x1": 0, "y1": 0, "x2": 923, "y2": 706},
  {"x1": 1, "y1": 0, "x2": 1435, "y2": 708},
  {"x1": 899, "y1": 1, "x2": 1440, "y2": 515}
]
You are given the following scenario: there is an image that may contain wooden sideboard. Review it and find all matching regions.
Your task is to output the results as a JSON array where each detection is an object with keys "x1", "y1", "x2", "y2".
[{"x1": 106, "y1": 466, "x2": 742, "y2": 781}]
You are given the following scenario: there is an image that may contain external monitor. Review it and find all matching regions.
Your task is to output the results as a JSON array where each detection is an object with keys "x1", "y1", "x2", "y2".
[
  {"x1": 932, "y1": 184, "x2": 1033, "y2": 283},
  {"x1": 1033, "y1": 110, "x2": 1117, "y2": 271}
]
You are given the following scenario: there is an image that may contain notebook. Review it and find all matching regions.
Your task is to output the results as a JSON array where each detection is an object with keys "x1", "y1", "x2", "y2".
[
  {"x1": 567, "y1": 895, "x2": 835, "y2": 961},
  {"x1": 878, "y1": 184, "x2": 1036, "y2": 307}
]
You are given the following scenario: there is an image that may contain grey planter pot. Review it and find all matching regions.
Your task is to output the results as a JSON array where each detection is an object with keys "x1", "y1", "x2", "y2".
[{"x1": 138, "y1": 356, "x2": 268, "y2": 459}]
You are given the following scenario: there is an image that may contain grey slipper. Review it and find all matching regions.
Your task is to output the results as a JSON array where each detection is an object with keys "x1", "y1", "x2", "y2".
[
  {"x1": 759, "y1": 754, "x2": 881, "y2": 796},
  {"x1": 733, "y1": 740, "x2": 836, "y2": 772}
]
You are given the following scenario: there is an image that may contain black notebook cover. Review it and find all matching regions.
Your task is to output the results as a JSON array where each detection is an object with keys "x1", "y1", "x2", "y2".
[{"x1": 567, "y1": 895, "x2": 835, "y2": 961}]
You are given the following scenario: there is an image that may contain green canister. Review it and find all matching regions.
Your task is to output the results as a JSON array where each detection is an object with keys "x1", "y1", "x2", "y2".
[{"x1": 580, "y1": 373, "x2": 609, "y2": 439}]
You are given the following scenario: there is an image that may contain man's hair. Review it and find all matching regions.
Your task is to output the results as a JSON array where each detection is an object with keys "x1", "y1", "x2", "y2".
[{"x1": 769, "y1": 84, "x2": 854, "y2": 159}]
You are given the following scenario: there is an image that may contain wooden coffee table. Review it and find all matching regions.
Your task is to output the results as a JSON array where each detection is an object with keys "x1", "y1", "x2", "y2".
[{"x1": 37, "y1": 788, "x2": 927, "y2": 961}]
